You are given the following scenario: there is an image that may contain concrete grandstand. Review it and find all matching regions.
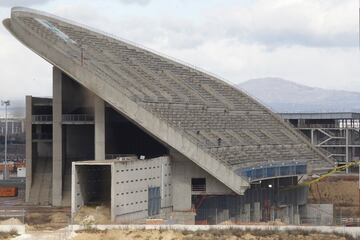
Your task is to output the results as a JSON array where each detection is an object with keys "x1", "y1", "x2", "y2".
[{"x1": 3, "y1": 7, "x2": 333, "y2": 224}]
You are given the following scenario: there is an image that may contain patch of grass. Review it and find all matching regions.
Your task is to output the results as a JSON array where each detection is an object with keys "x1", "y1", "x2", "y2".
[
  {"x1": 181, "y1": 230, "x2": 192, "y2": 236},
  {"x1": 333, "y1": 232, "x2": 357, "y2": 240},
  {"x1": 0, "y1": 229, "x2": 18, "y2": 240},
  {"x1": 25, "y1": 213, "x2": 51, "y2": 225},
  {"x1": 75, "y1": 228, "x2": 108, "y2": 234}
]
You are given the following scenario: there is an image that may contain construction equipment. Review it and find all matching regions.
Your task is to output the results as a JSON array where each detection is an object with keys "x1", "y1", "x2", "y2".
[
  {"x1": 0, "y1": 187, "x2": 17, "y2": 197},
  {"x1": 302, "y1": 161, "x2": 360, "y2": 186}
]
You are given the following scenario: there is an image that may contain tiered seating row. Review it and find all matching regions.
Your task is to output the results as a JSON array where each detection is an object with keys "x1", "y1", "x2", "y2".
[{"x1": 17, "y1": 16, "x2": 331, "y2": 170}]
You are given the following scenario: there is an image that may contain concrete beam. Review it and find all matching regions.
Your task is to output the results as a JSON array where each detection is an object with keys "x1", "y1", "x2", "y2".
[
  {"x1": 94, "y1": 96, "x2": 105, "y2": 160},
  {"x1": 52, "y1": 66, "x2": 63, "y2": 206},
  {"x1": 25, "y1": 95, "x2": 32, "y2": 202}
]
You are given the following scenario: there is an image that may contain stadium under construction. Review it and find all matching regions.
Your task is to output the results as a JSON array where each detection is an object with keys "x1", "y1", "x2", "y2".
[{"x1": 3, "y1": 7, "x2": 334, "y2": 224}]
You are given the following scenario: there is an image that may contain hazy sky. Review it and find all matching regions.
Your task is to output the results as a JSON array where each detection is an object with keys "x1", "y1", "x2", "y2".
[{"x1": 0, "y1": 0, "x2": 359, "y2": 102}]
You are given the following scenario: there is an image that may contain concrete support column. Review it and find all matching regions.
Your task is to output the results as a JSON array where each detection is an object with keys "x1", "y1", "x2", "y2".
[
  {"x1": 288, "y1": 205, "x2": 294, "y2": 224},
  {"x1": 170, "y1": 151, "x2": 192, "y2": 211},
  {"x1": 25, "y1": 96, "x2": 32, "y2": 202},
  {"x1": 217, "y1": 209, "x2": 229, "y2": 224},
  {"x1": 171, "y1": 159, "x2": 192, "y2": 211},
  {"x1": 94, "y1": 96, "x2": 105, "y2": 160},
  {"x1": 253, "y1": 202, "x2": 261, "y2": 222},
  {"x1": 240, "y1": 204, "x2": 250, "y2": 222},
  {"x1": 294, "y1": 205, "x2": 300, "y2": 225},
  {"x1": 52, "y1": 67, "x2": 63, "y2": 206},
  {"x1": 270, "y1": 207, "x2": 275, "y2": 221}
]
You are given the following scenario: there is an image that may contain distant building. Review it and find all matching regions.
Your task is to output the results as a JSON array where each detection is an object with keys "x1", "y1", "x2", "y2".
[
  {"x1": 0, "y1": 118, "x2": 25, "y2": 163},
  {"x1": 0, "y1": 118, "x2": 25, "y2": 136},
  {"x1": 4, "y1": 7, "x2": 333, "y2": 224},
  {"x1": 281, "y1": 112, "x2": 360, "y2": 173}
]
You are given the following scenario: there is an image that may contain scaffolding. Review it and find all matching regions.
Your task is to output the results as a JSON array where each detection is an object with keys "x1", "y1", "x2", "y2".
[{"x1": 281, "y1": 112, "x2": 360, "y2": 173}]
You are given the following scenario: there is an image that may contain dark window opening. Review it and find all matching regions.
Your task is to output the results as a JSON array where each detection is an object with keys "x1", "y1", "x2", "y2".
[
  {"x1": 192, "y1": 178, "x2": 206, "y2": 192},
  {"x1": 78, "y1": 165, "x2": 111, "y2": 207},
  {"x1": 105, "y1": 107, "x2": 168, "y2": 159}
]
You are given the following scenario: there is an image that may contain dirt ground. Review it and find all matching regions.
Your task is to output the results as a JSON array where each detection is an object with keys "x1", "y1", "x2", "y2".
[
  {"x1": 24, "y1": 210, "x2": 70, "y2": 231},
  {"x1": 72, "y1": 229, "x2": 353, "y2": 240},
  {"x1": 0, "y1": 218, "x2": 22, "y2": 225},
  {"x1": 73, "y1": 205, "x2": 110, "y2": 225},
  {"x1": 308, "y1": 175, "x2": 359, "y2": 216},
  {"x1": 309, "y1": 177, "x2": 358, "y2": 206},
  {"x1": 0, "y1": 229, "x2": 18, "y2": 240}
]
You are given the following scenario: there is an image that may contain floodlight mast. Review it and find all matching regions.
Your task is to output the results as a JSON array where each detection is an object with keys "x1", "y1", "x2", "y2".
[{"x1": 1, "y1": 100, "x2": 10, "y2": 180}]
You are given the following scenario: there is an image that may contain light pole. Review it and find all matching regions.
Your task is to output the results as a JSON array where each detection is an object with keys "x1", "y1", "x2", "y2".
[{"x1": 1, "y1": 100, "x2": 10, "y2": 180}]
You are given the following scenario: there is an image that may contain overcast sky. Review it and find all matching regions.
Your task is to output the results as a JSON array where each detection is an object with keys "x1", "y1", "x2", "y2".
[{"x1": 0, "y1": 0, "x2": 359, "y2": 103}]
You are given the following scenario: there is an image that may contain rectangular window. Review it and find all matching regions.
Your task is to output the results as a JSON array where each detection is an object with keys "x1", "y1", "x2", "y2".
[
  {"x1": 148, "y1": 187, "x2": 161, "y2": 216},
  {"x1": 191, "y1": 178, "x2": 206, "y2": 192}
]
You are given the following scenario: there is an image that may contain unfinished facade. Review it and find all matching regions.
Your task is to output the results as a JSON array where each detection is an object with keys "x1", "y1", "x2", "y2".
[
  {"x1": 4, "y1": 7, "x2": 333, "y2": 224},
  {"x1": 281, "y1": 112, "x2": 360, "y2": 173}
]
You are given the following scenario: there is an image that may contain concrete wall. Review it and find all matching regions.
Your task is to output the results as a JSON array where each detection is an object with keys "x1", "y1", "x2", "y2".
[
  {"x1": 25, "y1": 95, "x2": 32, "y2": 202},
  {"x1": 52, "y1": 66, "x2": 63, "y2": 206},
  {"x1": 94, "y1": 96, "x2": 105, "y2": 160},
  {"x1": 112, "y1": 156, "x2": 171, "y2": 222},
  {"x1": 72, "y1": 156, "x2": 172, "y2": 223},
  {"x1": 300, "y1": 204, "x2": 333, "y2": 226},
  {"x1": 171, "y1": 150, "x2": 233, "y2": 211},
  {"x1": 71, "y1": 162, "x2": 84, "y2": 217}
]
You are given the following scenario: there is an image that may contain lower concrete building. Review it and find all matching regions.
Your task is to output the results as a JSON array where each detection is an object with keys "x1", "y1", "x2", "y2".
[
  {"x1": 72, "y1": 157, "x2": 172, "y2": 223},
  {"x1": 4, "y1": 7, "x2": 334, "y2": 224}
]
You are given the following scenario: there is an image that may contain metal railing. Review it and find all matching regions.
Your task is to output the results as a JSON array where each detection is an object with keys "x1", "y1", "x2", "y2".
[
  {"x1": 32, "y1": 114, "x2": 95, "y2": 123},
  {"x1": 62, "y1": 114, "x2": 94, "y2": 122},
  {"x1": 32, "y1": 115, "x2": 52, "y2": 122},
  {"x1": 192, "y1": 184, "x2": 206, "y2": 192},
  {"x1": 0, "y1": 209, "x2": 25, "y2": 223},
  {"x1": 105, "y1": 154, "x2": 137, "y2": 160},
  {"x1": 238, "y1": 162, "x2": 308, "y2": 182}
]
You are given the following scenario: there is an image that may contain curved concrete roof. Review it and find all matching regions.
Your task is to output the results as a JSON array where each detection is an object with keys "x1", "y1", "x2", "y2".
[{"x1": 3, "y1": 7, "x2": 333, "y2": 194}]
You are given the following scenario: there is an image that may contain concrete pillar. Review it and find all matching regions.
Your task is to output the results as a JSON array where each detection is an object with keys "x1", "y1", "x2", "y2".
[
  {"x1": 294, "y1": 205, "x2": 300, "y2": 225},
  {"x1": 279, "y1": 207, "x2": 290, "y2": 224},
  {"x1": 216, "y1": 209, "x2": 229, "y2": 224},
  {"x1": 170, "y1": 151, "x2": 192, "y2": 211},
  {"x1": 253, "y1": 202, "x2": 261, "y2": 222},
  {"x1": 288, "y1": 205, "x2": 294, "y2": 224},
  {"x1": 241, "y1": 204, "x2": 251, "y2": 222},
  {"x1": 270, "y1": 207, "x2": 275, "y2": 221},
  {"x1": 52, "y1": 67, "x2": 63, "y2": 206},
  {"x1": 94, "y1": 96, "x2": 105, "y2": 160},
  {"x1": 25, "y1": 96, "x2": 32, "y2": 202}
]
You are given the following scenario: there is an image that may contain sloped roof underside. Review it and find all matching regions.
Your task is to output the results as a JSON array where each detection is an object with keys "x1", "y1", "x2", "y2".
[{"x1": 4, "y1": 8, "x2": 333, "y2": 194}]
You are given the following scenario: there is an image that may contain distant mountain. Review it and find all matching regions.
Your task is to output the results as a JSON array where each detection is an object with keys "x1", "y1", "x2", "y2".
[
  {"x1": 237, "y1": 78, "x2": 360, "y2": 113},
  {"x1": 0, "y1": 78, "x2": 359, "y2": 117}
]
